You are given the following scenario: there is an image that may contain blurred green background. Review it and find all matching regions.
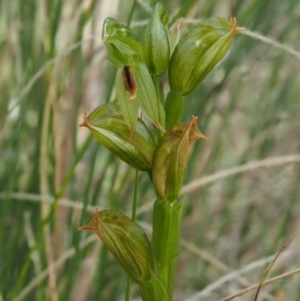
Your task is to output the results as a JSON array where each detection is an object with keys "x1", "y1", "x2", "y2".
[{"x1": 1, "y1": 0, "x2": 300, "y2": 300}]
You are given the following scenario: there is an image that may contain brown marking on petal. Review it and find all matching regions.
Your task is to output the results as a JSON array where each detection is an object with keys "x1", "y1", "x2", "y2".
[
  {"x1": 184, "y1": 116, "x2": 198, "y2": 136},
  {"x1": 78, "y1": 225, "x2": 90, "y2": 231},
  {"x1": 78, "y1": 208, "x2": 100, "y2": 232},
  {"x1": 174, "y1": 18, "x2": 183, "y2": 31},
  {"x1": 188, "y1": 116, "x2": 208, "y2": 144},
  {"x1": 230, "y1": 17, "x2": 245, "y2": 35},
  {"x1": 192, "y1": 132, "x2": 208, "y2": 143},
  {"x1": 79, "y1": 111, "x2": 91, "y2": 129},
  {"x1": 78, "y1": 211, "x2": 93, "y2": 231},
  {"x1": 129, "y1": 124, "x2": 136, "y2": 142},
  {"x1": 173, "y1": 129, "x2": 184, "y2": 137},
  {"x1": 153, "y1": 121, "x2": 166, "y2": 133},
  {"x1": 78, "y1": 215, "x2": 97, "y2": 232},
  {"x1": 111, "y1": 215, "x2": 118, "y2": 220},
  {"x1": 170, "y1": 18, "x2": 183, "y2": 35},
  {"x1": 94, "y1": 207, "x2": 106, "y2": 233},
  {"x1": 123, "y1": 66, "x2": 137, "y2": 99}
]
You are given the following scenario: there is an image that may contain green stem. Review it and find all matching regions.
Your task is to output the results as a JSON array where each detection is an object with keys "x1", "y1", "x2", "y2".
[
  {"x1": 165, "y1": 90, "x2": 185, "y2": 130},
  {"x1": 125, "y1": 169, "x2": 139, "y2": 301},
  {"x1": 152, "y1": 199, "x2": 183, "y2": 301}
]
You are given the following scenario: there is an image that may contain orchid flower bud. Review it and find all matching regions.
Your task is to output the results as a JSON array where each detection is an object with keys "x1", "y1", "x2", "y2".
[
  {"x1": 79, "y1": 208, "x2": 154, "y2": 284},
  {"x1": 169, "y1": 17, "x2": 244, "y2": 96},
  {"x1": 102, "y1": 17, "x2": 144, "y2": 67},
  {"x1": 79, "y1": 104, "x2": 156, "y2": 171},
  {"x1": 152, "y1": 117, "x2": 207, "y2": 200},
  {"x1": 141, "y1": 3, "x2": 170, "y2": 75}
]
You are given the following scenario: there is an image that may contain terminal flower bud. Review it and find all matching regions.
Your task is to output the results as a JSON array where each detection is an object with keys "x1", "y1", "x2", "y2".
[
  {"x1": 169, "y1": 17, "x2": 244, "y2": 96},
  {"x1": 79, "y1": 208, "x2": 154, "y2": 284},
  {"x1": 79, "y1": 104, "x2": 156, "y2": 171},
  {"x1": 141, "y1": 2, "x2": 170, "y2": 75},
  {"x1": 152, "y1": 117, "x2": 207, "y2": 200},
  {"x1": 102, "y1": 17, "x2": 144, "y2": 67}
]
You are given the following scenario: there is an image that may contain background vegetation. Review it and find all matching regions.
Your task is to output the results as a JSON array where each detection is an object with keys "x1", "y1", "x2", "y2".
[{"x1": 1, "y1": 0, "x2": 300, "y2": 300}]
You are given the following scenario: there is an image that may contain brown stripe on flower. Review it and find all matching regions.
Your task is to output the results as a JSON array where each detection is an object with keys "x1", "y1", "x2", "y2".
[{"x1": 123, "y1": 65, "x2": 137, "y2": 99}]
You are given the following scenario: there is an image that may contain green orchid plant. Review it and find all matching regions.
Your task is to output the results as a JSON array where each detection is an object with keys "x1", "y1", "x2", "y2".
[{"x1": 79, "y1": 3, "x2": 243, "y2": 300}]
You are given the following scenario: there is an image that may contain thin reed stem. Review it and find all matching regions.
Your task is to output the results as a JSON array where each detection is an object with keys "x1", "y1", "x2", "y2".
[{"x1": 127, "y1": 0, "x2": 138, "y2": 27}]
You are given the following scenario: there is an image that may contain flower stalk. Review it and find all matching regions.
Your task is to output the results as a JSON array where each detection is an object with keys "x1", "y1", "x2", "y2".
[
  {"x1": 152, "y1": 199, "x2": 183, "y2": 301},
  {"x1": 78, "y1": 4, "x2": 242, "y2": 300}
]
